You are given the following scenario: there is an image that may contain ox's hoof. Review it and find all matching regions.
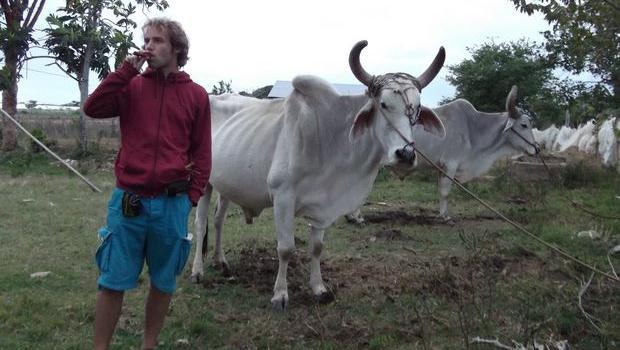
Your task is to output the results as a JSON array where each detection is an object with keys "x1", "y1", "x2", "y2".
[
  {"x1": 345, "y1": 217, "x2": 366, "y2": 226},
  {"x1": 214, "y1": 261, "x2": 231, "y2": 277},
  {"x1": 438, "y1": 215, "x2": 454, "y2": 225},
  {"x1": 189, "y1": 273, "x2": 203, "y2": 284},
  {"x1": 344, "y1": 213, "x2": 366, "y2": 226},
  {"x1": 313, "y1": 290, "x2": 335, "y2": 304},
  {"x1": 270, "y1": 295, "x2": 289, "y2": 312}
]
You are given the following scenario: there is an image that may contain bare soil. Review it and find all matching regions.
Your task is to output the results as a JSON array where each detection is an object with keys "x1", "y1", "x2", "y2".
[
  {"x1": 364, "y1": 208, "x2": 510, "y2": 227},
  {"x1": 200, "y1": 238, "x2": 554, "y2": 307}
]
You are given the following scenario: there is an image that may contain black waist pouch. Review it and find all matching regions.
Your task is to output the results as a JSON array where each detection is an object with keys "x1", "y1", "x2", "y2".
[
  {"x1": 165, "y1": 180, "x2": 189, "y2": 197},
  {"x1": 122, "y1": 192, "x2": 141, "y2": 217}
]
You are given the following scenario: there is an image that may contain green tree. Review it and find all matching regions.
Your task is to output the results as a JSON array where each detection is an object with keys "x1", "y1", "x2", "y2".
[
  {"x1": 0, "y1": 0, "x2": 47, "y2": 151},
  {"x1": 239, "y1": 85, "x2": 273, "y2": 99},
  {"x1": 250, "y1": 85, "x2": 272, "y2": 99},
  {"x1": 442, "y1": 40, "x2": 563, "y2": 124},
  {"x1": 25, "y1": 99, "x2": 37, "y2": 108},
  {"x1": 510, "y1": 0, "x2": 620, "y2": 106},
  {"x1": 211, "y1": 80, "x2": 232, "y2": 95},
  {"x1": 44, "y1": 0, "x2": 168, "y2": 153}
]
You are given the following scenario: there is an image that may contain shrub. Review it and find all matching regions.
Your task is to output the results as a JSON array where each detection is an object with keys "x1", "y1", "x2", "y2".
[
  {"x1": 29, "y1": 128, "x2": 47, "y2": 153},
  {"x1": 0, "y1": 149, "x2": 33, "y2": 177},
  {"x1": 558, "y1": 160, "x2": 606, "y2": 189}
]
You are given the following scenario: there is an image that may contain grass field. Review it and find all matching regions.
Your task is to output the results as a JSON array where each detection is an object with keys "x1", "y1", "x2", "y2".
[{"x1": 0, "y1": 149, "x2": 619, "y2": 349}]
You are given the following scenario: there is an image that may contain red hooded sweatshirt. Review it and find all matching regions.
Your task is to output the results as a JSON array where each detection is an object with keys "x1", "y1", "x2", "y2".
[{"x1": 84, "y1": 61, "x2": 211, "y2": 205}]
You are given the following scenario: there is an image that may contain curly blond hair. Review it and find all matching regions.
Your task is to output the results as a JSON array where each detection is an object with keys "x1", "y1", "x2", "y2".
[{"x1": 142, "y1": 18, "x2": 189, "y2": 67}]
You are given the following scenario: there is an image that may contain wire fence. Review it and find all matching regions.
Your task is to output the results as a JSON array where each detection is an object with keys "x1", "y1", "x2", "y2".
[{"x1": 15, "y1": 111, "x2": 120, "y2": 148}]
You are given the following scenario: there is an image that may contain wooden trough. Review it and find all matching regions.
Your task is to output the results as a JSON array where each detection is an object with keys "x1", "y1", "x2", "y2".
[{"x1": 508, "y1": 154, "x2": 568, "y2": 182}]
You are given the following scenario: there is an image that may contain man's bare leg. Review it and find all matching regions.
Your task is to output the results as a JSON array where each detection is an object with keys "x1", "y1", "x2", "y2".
[
  {"x1": 143, "y1": 285, "x2": 172, "y2": 349},
  {"x1": 94, "y1": 288, "x2": 124, "y2": 350}
]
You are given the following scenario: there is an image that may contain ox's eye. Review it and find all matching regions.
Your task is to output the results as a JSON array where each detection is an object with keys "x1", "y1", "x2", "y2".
[{"x1": 380, "y1": 102, "x2": 388, "y2": 109}]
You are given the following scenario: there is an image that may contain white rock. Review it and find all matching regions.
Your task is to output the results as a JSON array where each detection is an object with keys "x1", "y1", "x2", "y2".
[
  {"x1": 30, "y1": 271, "x2": 51, "y2": 278},
  {"x1": 577, "y1": 230, "x2": 601, "y2": 240},
  {"x1": 176, "y1": 339, "x2": 189, "y2": 345}
]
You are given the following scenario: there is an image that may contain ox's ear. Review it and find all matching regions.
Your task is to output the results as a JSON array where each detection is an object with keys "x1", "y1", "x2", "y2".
[
  {"x1": 418, "y1": 106, "x2": 445, "y2": 138},
  {"x1": 503, "y1": 118, "x2": 515, "y2": 133},
  {"x1": 349, "y1": 100, "x2": 376, "y2": 142}
]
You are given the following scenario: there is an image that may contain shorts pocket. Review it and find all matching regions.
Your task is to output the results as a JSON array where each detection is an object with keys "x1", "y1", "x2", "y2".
[
  {"x1": 175, "y1": 233, "x2": 193, "y2": 275},
  {"x1": 95, "y1": 227, "x2": 113, "y2": 272}
]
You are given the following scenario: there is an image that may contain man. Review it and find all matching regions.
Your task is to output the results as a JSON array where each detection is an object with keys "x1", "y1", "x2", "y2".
[{"x1": 84, "y1": 18, "x2": 211, "y2": 350}]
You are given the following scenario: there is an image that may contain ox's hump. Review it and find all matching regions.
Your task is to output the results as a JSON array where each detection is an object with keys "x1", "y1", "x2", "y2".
[
  {"x1": 292, "y1": 75, "x2": 340, "y2": 101},
  {"x1": 451, "y1": 98, "x2": 476, "y2": 111}
]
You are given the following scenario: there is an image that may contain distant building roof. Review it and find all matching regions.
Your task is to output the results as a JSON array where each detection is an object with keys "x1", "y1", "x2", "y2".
[{"x1": 267, "y1": 80, "x2": 366, "y2": 98}]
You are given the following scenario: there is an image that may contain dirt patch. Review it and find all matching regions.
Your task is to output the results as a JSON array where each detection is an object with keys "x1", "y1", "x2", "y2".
[
  {"x1": 197, "y1": 239, "x2": 616, "y2": 347},
  {"x1": 371, "y1": 228, "x2": 410, "y2": 241},
  {"x1": 201, "y1": 244, "x2": 340, "y2": 307},
  {"x1": 203, "y1": 245, "x2": 279, "y2": 293},
  {"x1": 363, "y1": 208, "x2": 443, "y2": 225},
  {"x1": 415, "y1": 253, "x2": 549, "y2": 300},
  {"x1": 363, "y1": 209, "x2": 510, "y2": 229},
  {"x1": 206, "y1": 240, "x2": 549, "y2": 303}
]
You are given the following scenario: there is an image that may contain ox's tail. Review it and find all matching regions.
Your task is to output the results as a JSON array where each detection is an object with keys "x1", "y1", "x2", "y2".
[
  {"x1": 201, "y1": 224, "x2": 209, "y2": 256},
  {"x1": 201, "y1": 200, "x2": 216, "y2": 256}
]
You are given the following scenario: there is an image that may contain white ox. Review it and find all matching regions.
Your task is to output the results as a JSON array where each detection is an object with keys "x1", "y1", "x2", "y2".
[
  {"x1": 533, "y1": 124, "x2": 559, "y2": 151},
  {"x1": 557, "y1": 120, "x2": 596, "y2": 153},
  {"x1": 209, "y1": 93, "x2": 262, "y2": 132},
  {"x1": 411, "y1": 86, "x2": 539, "y2": 219},
  {"x1": 552, "y1": 125, "x2": 577, "y2": 152},
  {"x1": 190, "y1": 41, "x2": 446, "y2": 310},
  {"x1": 190, "y1": 93, "x2": 275, "y2": 264},
  {"x1": 597, "y1": 117, "x2": 618, "y2": 167},
  {"x1": 534, "y1": 117, "x2": 618, "y2": 168}
]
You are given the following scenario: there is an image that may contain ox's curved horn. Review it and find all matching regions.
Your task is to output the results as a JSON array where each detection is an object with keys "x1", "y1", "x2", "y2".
[
  {"x1": 349, "y1": 40, "x2": 374, "y2": 86},
  {"x1": 417, "y1": 46, "x2": 446, "y2": 89},
  {"x1": 506, "y1": 85, "x2": 518, "y2": 119}
]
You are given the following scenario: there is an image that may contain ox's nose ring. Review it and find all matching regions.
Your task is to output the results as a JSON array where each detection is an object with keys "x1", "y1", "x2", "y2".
[{"x1": 395, "y1": 142, "x2": 416, "y2": 164}]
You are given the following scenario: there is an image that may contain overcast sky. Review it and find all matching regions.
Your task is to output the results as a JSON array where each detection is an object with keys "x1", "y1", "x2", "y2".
[{"x1": 16, "y1": 0, "x2": 550, "y2": 108}]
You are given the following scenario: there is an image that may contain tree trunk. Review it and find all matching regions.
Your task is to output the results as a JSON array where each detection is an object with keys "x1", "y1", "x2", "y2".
[
  {"x1": 1, "y1": 49, "x2": 19, "y2": 151},
  {"x1": 613, "y1": 72, "x2": 620, "y2": 108},
  {"x1": 78, "y1": 41, "x2": 94, "y2": 153},
  {"x1": 76, "y1": 8, "x2": 100, "y2": 154},
  {"x1": 616, "y1": 118, "x2": 620, "y2": 175},
  {"x1": 564, "y1": 109, "x2": 571, "y2": 127},
  {"x1": 78, "y1": 79, "x2": 88, "y2": 153}
]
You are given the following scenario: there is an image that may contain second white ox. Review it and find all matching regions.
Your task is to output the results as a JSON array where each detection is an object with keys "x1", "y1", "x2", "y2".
[
  {"x1": 190, "y1": 41, "x2": 446, "y2": 310},
  {"x1": 412, "y1": 86, "x2": 539, "y2": 219}
]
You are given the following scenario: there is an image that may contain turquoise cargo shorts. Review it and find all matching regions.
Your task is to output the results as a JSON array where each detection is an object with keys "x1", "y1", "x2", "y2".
[{"x1": 95, "y1": 188, "x2": 193, "y2": 294}]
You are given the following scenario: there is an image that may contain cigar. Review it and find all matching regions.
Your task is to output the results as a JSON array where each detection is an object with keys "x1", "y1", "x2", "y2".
[{"x1": 132, "y1": 51, "x2": 153, "y2": 58}]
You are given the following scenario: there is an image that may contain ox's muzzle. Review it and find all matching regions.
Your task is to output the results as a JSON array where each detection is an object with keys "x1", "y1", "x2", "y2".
[{"x1": 395, "y1": 142, "x2": 416, "y2": 164}]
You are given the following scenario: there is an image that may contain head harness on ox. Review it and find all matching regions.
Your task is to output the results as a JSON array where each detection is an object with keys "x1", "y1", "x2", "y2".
[
  {"x1": 349, "y1": 40, "x2": 445, "y2": 130},
  {"x1": 367, "y1": 73, "x2": 422, "y2": 126},
  {"x1": 347, "y1": 40, "x2": 446, "y2": 164}
]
